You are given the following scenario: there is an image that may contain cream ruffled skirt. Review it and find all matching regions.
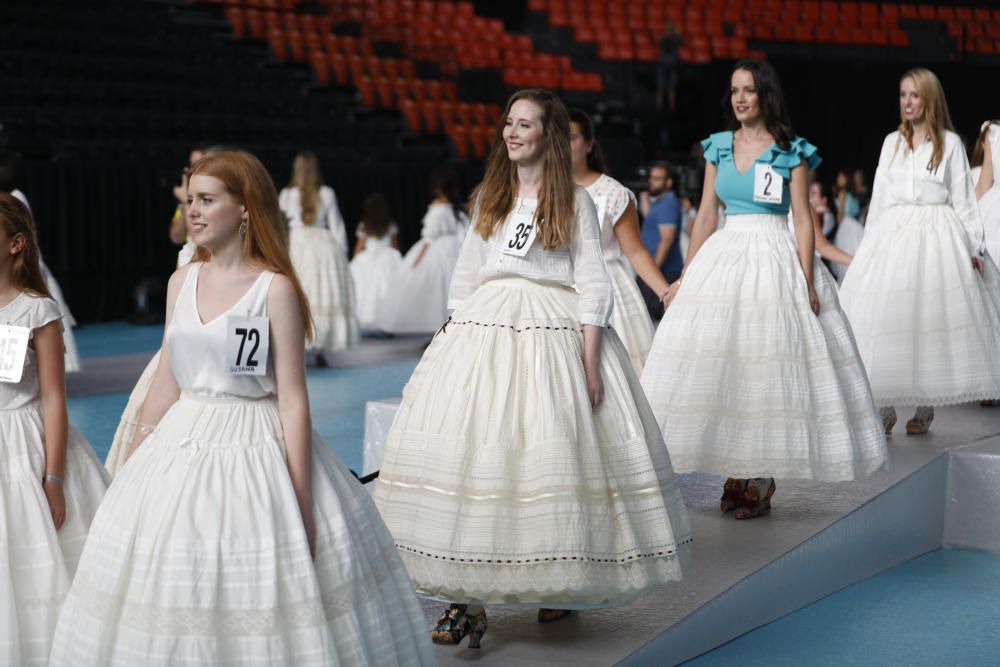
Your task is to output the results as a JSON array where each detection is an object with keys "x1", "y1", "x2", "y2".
[
  {"x1": 289, "y1": 225, "x2": 360, "y2": 356},
  {"x1": 1, "y1": 402, "x2": 109, "y2": 666},
  {"x1": 641, "y1": 214, "x2": 887, "y2": 481},
  {"x1": 52, "y1": 394, "x2": 434, "y2": 666},
  {"x1": 607, "y1": 257, "x2": 655, "y2": 376},
  {"x1": 839, "y1": 204, "x2": 1000, "y2": 406},
  {"x1": 373, "y1": 277, "x2": 692, "y2": 608}
]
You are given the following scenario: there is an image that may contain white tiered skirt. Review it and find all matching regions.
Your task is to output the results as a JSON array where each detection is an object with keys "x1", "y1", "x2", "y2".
[
  {"x1": 376, "y1": 235, "x2": 461, "y2": 334},
  {"x1": 641, "y1": 214, "x2": 887, "y2": 481},
  {"x1": 979, "y1": 185, "x2": 1000, "y2": 265},
  {"x1": 350, "y1": 242, "x2": 402, "y2": 330},
  {"x1": 373, "y1": 277, "x2": 692, "y2": 608},
  {"x1": 839, "y1": 204, "x2": 1000, "y2": 406},
  {"x1": 289, "y1": 225, "x2": 360, "y2": 356},
  {"x1": 51, "y1": 394, "x2": 434, "y2": 666},
  {"x1": 104, "y1": 352, "x2": 160, "y2": 476},
  {"x1": 607, "y1": 257, "x2": 655, "y2": 376},
  {"x1": 1, "y1": 402, "x2": 109, "y2": 666}
]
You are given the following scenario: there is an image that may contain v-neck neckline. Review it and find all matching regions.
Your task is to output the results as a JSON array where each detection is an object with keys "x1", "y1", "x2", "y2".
[
  {"x1": 731, "y1": 134, "x2": 777, "y2": 175},
  {"x1": 192, "y1": 265, "x2": 268, "y2": 327}
]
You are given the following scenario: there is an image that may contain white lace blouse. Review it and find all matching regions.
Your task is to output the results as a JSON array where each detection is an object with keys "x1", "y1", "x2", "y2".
[
  {"x1": 448, "y1": 186, "x2": 614, "y2": 327},
  {"x1": 868, "y1": 130, "x2": 985, "y2": 254}
]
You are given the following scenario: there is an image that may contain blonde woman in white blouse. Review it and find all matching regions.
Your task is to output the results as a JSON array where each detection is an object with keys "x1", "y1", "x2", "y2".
[
  {"x1": 278, "y1": 152, "x2": 359, "y2": 362},
  {"x1": 373, "y1": 89, "x2": 691, "y2": 648},
  {"x1": 839, "y1": 68, "x2": 1000, "y2": 434}
]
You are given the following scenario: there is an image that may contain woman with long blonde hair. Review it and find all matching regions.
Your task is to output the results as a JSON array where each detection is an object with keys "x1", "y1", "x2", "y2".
[
  {"x1": 374, "y1": 89, "x2": 691, "y2": 647},
  {"x1": 279, "y1": 150, "x2": 359, "y2": 363},
  {"x1": 51, "y1": 151, "x2": 435, "y2": 666},
  {"x1": 839, "y1": 68, "x2": 1000, "y2": 434},
  {"x1": 0, "y1": 194, "x2": 109, "y2": 664}
]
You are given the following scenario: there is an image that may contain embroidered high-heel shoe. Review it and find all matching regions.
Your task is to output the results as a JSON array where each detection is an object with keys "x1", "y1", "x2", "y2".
[
  {"x1": 466, "y1": 608, "x2": 488, "y2": 648},
  {"x1": 880, "y1": 406, "x2": 897, "y2": 436},
  {"x1": 906, "y1": 406, "x2": 934, "y2": 435},
  {"x1": 537, "y1": 608, "x2": 574, "y2": 623},
  {"x1": 734, "y1": 478, "x2": 775, "y2": 520},
  {"x1": 430, "y1": 604, "x2": 469, "y2": 645},
  {"x1": 720, "y1": 478, "x2": 747, "y2": 512}
]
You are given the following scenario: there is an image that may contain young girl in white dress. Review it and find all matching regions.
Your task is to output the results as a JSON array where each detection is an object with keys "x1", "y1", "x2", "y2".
[
  {"x1": 279, "y1": 151, "x2": 359, "y2": 362},
  {"x1": 641, "y1": 60, "x2": 887, "y2": 519},
  {"x1": 839, "y1": 68, "x2": 1000, "y2": 435},
  {"x1": 0, "y1": 194, "x2": 108, "y2": 665},
  {"x1": 377, "y1": 169, "x2": 467, "y2": 333},
  {"x1": 972, "y1": 120, "x2": 1000, "y2": 263},
  {"x1": 374, "y1": 89, "x2": 691, "y2": 647},
  {"x1": 569, "y1": 109, "x2": 665, "y2": 375},
  {"x1": 351, "y1": 193, "x2": 402, "y2": 331},
  {"x1": 50, "y1": 152, "x2": 435, "y2": 666}
]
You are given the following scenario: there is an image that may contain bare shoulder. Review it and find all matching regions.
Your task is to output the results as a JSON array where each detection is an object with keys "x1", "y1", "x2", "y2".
[{"x1": 168, "y1": 261, "x2": 198, "y2": 290}]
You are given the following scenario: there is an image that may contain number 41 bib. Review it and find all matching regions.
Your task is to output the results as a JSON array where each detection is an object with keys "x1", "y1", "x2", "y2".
[
  {"x1": 753, "y1": 164, "x2": 783, "y2": 204},
  {"x1": 226, "y1": 315, "x2": 270, "y2": 375}
]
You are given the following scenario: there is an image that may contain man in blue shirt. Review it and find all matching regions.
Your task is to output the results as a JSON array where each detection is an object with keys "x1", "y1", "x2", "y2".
[{"x1": 639, "y1": 162, "x2": 683, "y2": 319}]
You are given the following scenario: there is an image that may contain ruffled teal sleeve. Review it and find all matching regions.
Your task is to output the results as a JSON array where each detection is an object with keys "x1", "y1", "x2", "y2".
[
  {"x1": 700, "y1": 131, "x2": 733, "y2": 167},
  {"x1": 765, "y1": 136, "x2": 822, "y2": 179}
]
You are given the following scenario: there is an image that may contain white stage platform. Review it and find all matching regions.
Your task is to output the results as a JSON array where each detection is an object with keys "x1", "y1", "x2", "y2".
[{"x1": 357, "y1": 403, "x2": 1000, "y2": 666}]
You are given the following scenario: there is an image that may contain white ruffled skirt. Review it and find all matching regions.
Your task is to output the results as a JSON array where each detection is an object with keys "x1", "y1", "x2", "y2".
[
  {"x1": 607, "y1": 257, "x2": 655, "y2": 376},
  {"x1": 350, "y1": 242, "x2": 402, "y2": 330},
  {"x1": 839, "y1": 204, "x2": 1000, "y2": 406},
  {"x1": 641, "y1": 214, "x2": 887, "y2": 481},
  {"x1": 1, "y1": 402, "x2": 109, "y2": 666},
  {"x1": 979, "y1": 185, "x2": 1000, "y2": 264},
  {"x1": 376, "y1": 235, "x2": 461, "y2": 333},
  {"x1": 51, "y1": 394, "x2": 435, "y2": 666},
  {"x1": 373, "y1": 277, "x2": 692, "y2": 608},
  {"x1": 104, "y1": 352, "x2": 160, "y2": 477},
  {"x1": 289, "y1": 226, "x2": 360, "y2": 356}
]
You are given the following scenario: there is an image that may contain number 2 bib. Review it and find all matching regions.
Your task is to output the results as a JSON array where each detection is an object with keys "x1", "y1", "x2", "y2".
[
  {"x1": 226, "y1": 315, "x2": 270, "y2": 375},
  {"x1": 0, "y1": 324, "x2": 30, "y2": 383},
  {"x1": 753, "y1": 164, "x2": 783, "y2": 204}
]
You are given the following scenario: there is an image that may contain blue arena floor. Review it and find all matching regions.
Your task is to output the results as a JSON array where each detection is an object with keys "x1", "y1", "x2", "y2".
[
  {"x1": 686, "y1": 548, "x2": 1000, "y2": 667},
  {"x1": 67, "y1": 323, "x2": 419, "y2": 473}
]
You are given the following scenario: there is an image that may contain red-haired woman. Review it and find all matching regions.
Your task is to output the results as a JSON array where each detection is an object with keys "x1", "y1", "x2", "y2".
[
  {"x1": 51, "y1": 152, "x2": 434, "y2": 666},
  {"x1": 374, "y1": 90, "x2": 691, "y2": 647},
  {"x1": 0, "y1": 194, "x2": 108, "y2": 664}
]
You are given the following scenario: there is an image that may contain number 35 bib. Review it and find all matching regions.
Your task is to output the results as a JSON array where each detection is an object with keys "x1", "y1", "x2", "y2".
[
  {"x1": 502, "y1": 206, "x2": 538, "y2": 257},
  {"x1": 226, "y1": 315, "x2": 270, "y2": 375},
  {"x1": 753, "y1": 164, "x2": 784, "y2": 204}
]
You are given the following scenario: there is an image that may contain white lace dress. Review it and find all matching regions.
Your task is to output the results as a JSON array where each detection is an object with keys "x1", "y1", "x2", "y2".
[
  {"x1": 0, "y1": 292, "x2": 108, "y2": 666},
  {"x1": 585, "y1": 174, "x2": 655, "y2": 375}
]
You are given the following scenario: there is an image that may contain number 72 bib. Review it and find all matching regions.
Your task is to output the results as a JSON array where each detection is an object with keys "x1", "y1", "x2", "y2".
[
  {"x1": 753, "y1": 164, "x2": 783, "y2": 204},
  {"x1": 226, "y1": 315, "x2": 270, "y2": 375}
]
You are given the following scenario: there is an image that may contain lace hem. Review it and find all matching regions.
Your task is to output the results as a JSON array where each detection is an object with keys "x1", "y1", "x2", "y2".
[
  {"x1": 655, "y1": 402, "x2": 879, "y2": 425},
  {"x1": 873, "y1": 390, "x2": 1000, "y2": 407},
  {"x1": 670, "y1": 450, "x2": 888, "y2": 482}
]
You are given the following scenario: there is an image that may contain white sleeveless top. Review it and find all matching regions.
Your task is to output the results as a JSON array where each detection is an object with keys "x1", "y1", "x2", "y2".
[
  {"x1": 166, "y1": 263, "x2": 276, "y2": 400},
  {"x1": 0, "y1": 292, "x2": 63, "y2": 411}
]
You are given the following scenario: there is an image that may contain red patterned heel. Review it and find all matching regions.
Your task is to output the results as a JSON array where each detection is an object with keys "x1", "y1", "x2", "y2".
[
  {"x1": 735, "y1": 478, "x2": 775, "y2": 520},
  {"x1": 720, "y1": 478, "x2": 747, "y2": 512}
]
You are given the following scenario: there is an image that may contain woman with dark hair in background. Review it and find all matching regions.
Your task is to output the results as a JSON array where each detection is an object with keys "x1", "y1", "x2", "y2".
[
  {"x1": 839, "y1": 68, "x2": 1000, "y2": 435},
  {"x1": 832, "y1": 169, "x2": 865, "y2": 281},
  {"x1": 351, "y1": 193, "x2": 402, "y2": 331},
  {"x1": 377, "y1": 166, "x2": 467, "y2": 334},
  {"x1": 642, "y1": 60, "x2": 887, "y2": 520},
  {"x1": 374, "y1": 89, "x2": 690, "y2": 647},
  {"x1": 279, "y1": 151, "x2": 359, "y2": 363},
  {"x1": 569, "y1": 108, "x2": 669, "y2": 375}
]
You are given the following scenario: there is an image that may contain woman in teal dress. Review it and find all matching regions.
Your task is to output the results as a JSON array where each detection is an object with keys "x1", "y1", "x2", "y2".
[{"x1": 640, "y1": 60, "x2": 887, "y2": 519}]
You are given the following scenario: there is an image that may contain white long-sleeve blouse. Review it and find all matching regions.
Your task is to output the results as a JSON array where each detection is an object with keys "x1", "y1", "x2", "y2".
[
  {"x1": 447, "y1": 186, "x2": 614, "y2": 327},
  {"x1": 868, "y1": 130, "x2": 985, "y2": 254},
  {"x1": 278, "y1": 185, "x2": 348, "y2": 252}
]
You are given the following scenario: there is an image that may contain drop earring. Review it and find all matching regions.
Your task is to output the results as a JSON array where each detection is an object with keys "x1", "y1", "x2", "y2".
[{"x1": 239, "y1": 214, "x2": 248, "y2": 238}]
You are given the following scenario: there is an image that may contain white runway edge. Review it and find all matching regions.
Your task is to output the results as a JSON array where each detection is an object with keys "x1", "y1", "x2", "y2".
[{"x1": 418, "y1": 404, "x2": 1000, "y2": 667}]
